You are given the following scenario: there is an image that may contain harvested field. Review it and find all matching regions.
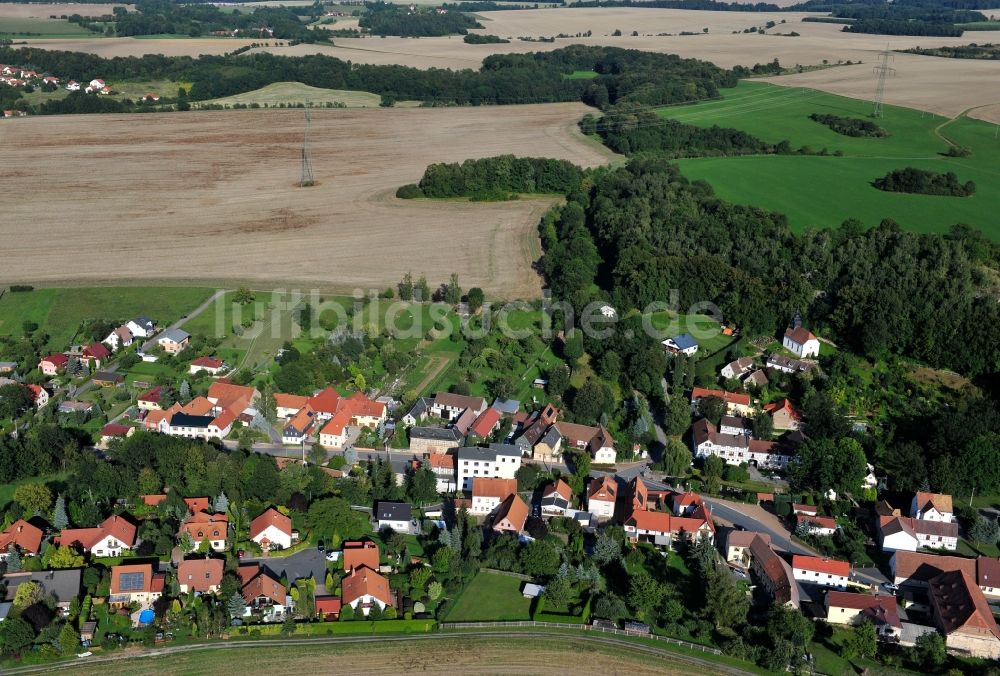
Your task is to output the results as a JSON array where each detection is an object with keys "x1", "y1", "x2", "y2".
[
  {"x1": 19, "y1": 36, "x2": 263, "y2": 57},
  {"x1": 0, "y1": 104, "x2": 615, "y2": 298},
  {"x1": 198, "y1": 82, "x2": 382, "y2": 108},
  {"x1": 0, "y1": 3, "x2": 133, "y2": 18}
]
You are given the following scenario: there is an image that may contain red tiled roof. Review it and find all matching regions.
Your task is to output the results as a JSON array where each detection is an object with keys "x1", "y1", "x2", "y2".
[
  {"x1": 0, "y1": 519, "x2": 43, "y2": 555},
  {"x1": 191, "y1": 356, "x2": 224, "y2": 369},
  {"x1": 784, "y1": 326, "x2": 817, "y2": 345},
  {"x1": 798, "y1": 514, "x2": 837, "y2": 530},
  {"x1": 249, "y1": 507, "x2": 292, "y2": 540},
  {"x1": 793, "y1": 555, "x2": 850, "y2": 577},
  {"x1": 929, "y1": 570, "x2": 1000, "y2": 640},
  {"x1": 764, "y1": 398, "x2": 802, "y2": 420},
  {"x1": 184, "y1": 497, "x2": 211, "y2": 514},
  {"x1": 914, "y1": 492, "x2": 953, "y2": 515},
  {"x1": 178, "y1": 558, "x2": 224, "y2": 592},
  {"x1": 138, "y1": 386, "x2": 162, "y2": 403},
  {"x1": 42, "y1": 353, "x2": 68, "y2": 367},
  {"x1": 469, "y1": 407, "x2": 501, "y2": 438},
  {"x1": 307, "y1": 386, "x2": 341, "y2": 415},
  {"x1": 240, "y1": 566, "x2": 285, "y2": 605},
  {"x1": 342, "y1": 565, "x2": 392, "y2": 607},
  {"x1": 588, "y1": 476, "x2": 617, "y2": 503},
  {"x1": 101, "y1": 423, "x2": 130, "y2": 437},
  {"x1": 315, "y1": 595, "x2": 342, "y2": 615},
  {"x1": 111, "y1": 563, "x2": 158, "y2": 594},
  {"x1": 141, "y1": 494, "x2": 167, "y2": 506},
  {"x1": 473, "y1": 477, "x2": 518, "y2": 500},
  {"x1": 493, "y1": 494, "x2": 529, "y2": 533},
  {"x1": 179, "y1": 512, "x2": 228, "y2": 543},
  {"x1": 274, "y1": 393, "x2": 309, "y2": 411},
  {"x1": 543, "y1": 479, "x2": 572, "y2": 502},
  {"x1": 343, "y1": 540, "x2": 380, "y2": 573},
  {"x1": 690, "y1": 387, "x2": 751, "y2": 407},
  {"x1": 827, "y1": 591, "x2": 901, "y2": 628}
]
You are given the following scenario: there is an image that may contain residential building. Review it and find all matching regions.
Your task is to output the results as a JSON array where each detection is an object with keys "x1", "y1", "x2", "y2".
[
  {"x1": 99, "y1": 423, "x2": 133, "y2": 448},
  {"x1": 662, "y1": 333, "x2": 699, "y2": 356},
  {"x1": 424, "y1": 452, "x2": 457, "y2": 493},
  {"x1": 103, "y1": 326, "x2": 133, "y2": 351},
  {"x1": 492, "y1": 494, "x2": 529, "y2": 535},
  {"x1": 157, "y1": 328, "x2": 191, "y2": 354},
  {"x1": 691, "y1": 419, "x2": 794, "y2": 469},
  {"x1": 764, "y1": 399, "x2": 803, "y2": 431},
  {"x1": 825, "y1": 592, "x2": 902, "y2": 638},
  {"x1": 532, "y1": 425, "x2": 563, "y2": 462},
  {"x1": 282, "y1": 406, "x2": 315, "y2": 445},
  {"x1": 719, "y1": 415, "x2": 751, "y2": 438},
  {"x1": 540, "y1": 479, "x2": 573, "y2": 518},
  {"x1": 792, "y1": 504, "x2": 817, "y2": 516},
  {"x1": 402, "y1": 397, "x2": 432, "y2": 426},
  {"x1": 177, "y1": 558, "x2": 224, "y2": 594},
  {"x1": 343, "y1": 541, "x2": 380, "y2": 573},
  {"x1": 879, "y1": 516, "x2": 958, "y2": 552},
  {"x1": 238, "y1": 564, "x2": 287, "y2": 610},
  {"x1": 0, "y1": 520, "x2": 44, "y2": 560},
  {"x1": 429, "y1": 392, "x2": 486, "y2": 422},
  {"x1": 408, "y1": 427, "x2": 464, "y2": 456},
  {"x1": 4, "y1": 570, "x2": 81, "y2": 611},
  {"x1": 586, "y1": 476, "x2": 618, "y2": 520},
  {"x1": 318, "y1": 392, "x2": 387, "y2": 449},
  {"x1": 977, "y1": 557, "x2": 1000, "y2": 599},
  {"x1": 109, "y1": 563, "x2": 164, "y2": 608},
  {"x1": 57, "y1": 400, "x2": 94, "y2": 415},
  {"x1": 671, "y1": 492, "x2": 704, "y2": 516},
  {"x1": 928, "y1": 570, "x2": 1000, "y2": 658},
  {"x1": 250, "y1": 507, "x2": 295, "y2": 551},
  {"x1": 457, "y1": 444, "x2": 522, "y2": 491},
  {"x1": 126, "y1": 316, "x2": 155, "y2": 337},
  {"x1": 689, "y1": 387, "x2": 753, "y2": 416},
  {"x1": 342, "y1": 566, "x2": 393, "y2": 616},
  {"x1": 783, "y1": 325, "x2": 820, "y2": 359},
  {"x1": 744, "y1": 370, "x2": 769, "y2": 388},
  {"x1": 557, "y1": 422, "x2": 616, "y2": 465},
  {"x1": 92, "y1": 371, "x2": 124, "y2": 387},
  {"x1": 55, "y1": 514, "x2": 138, "y2": 556},
  {"x1": 471, "y1": 477, "x2": 518, "y2": 515},
  {"x1": 514, "y1": 403, "x2": 559, "y2": 456},
  {"x1": 792, "y1": 555, "x2": 850, "y2": 589},
  {"x1": 38, "y1": 353, "x2": 68, "y2": 375},
  {"x1": 910, "y1": 492, "x2": 954, "y2": 523},
  {"x1": 25, "y1": 384, "x2": 48, "y2": 408},
  {"x1": 725, "y1": 530, "x2": 770, "y2": 568},
  {"x1": 376, "y1": 502, "x2": 414, "y2": 534},
  {"x1": 179, "y1": 512, "x2": 228, "y2": 552},
  {"x1": 81, "y1": 342, "x2": 111, "y2": 368},
  {"x1": 721, "y1": 357, "x2": 754, "y2": 380},
  {"x1": 797, "y1": 514, "x2": 837, "y2": 536},
  {"x1": 766, "y1": 354, "x2": 815, "y2": 375},
  {"x1": 891, "y1": 551, "x2": 977, "y2": 590},
  {"x1": 315, "y1": 596, "x2": 342, "y2": 620},
  {"x1": 275, "y1": 393, "x2": 309, "y2": 419},
  {"x1": 0, "y1": 361, "x2": 17, "y2": 373},
  {"x1": 137, "y1": 386, "x2": 162, "y2": 411},
  {"x1": 623, "y1": 507, "x2": 714, "y2": 549},
  {"x1": 189, "y1": 356, "x2": 226, "y2": 376},
  {"x1": 468, "y1": 407, "x2": 502, "y2": 439},
  {"x1": 749, "y1": 534, "x2": 800, "y2": 608}
]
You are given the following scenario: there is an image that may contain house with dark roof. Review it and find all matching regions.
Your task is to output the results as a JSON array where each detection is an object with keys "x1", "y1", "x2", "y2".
[
  {"x1": 662, "y1": 333, "x2": 699, "y2": 356},
  {"x1": 157, "y1": 328, "x2": 191, "y2": 355},
  {"x1": 457, "y1": 444, "x2": 522, "y2": 491},
  {"x1": 376, "y1": 502, "x2": 415, "y2": 534},
  {"x1": 749, "y1": 534, "x2": 800, "y2": 609},
  {"x1": 4, "y1": 569, "x2": 82, "y2": 610},
  {"x1": 408, "y1": 426, "x2": 464, "y2": 456},
  {"x1": 929, "y1": 570, "x2": 1000, "y2": 658}
]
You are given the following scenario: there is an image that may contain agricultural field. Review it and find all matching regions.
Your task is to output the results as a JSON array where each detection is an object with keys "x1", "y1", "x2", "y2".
[
  {"x1": 1, "y1": 104, "x2": 615, "y2": 298},
  {"x1": 0, "y1": 17, "x2": 96, "y2": 38},
  {"x1": 658, "y1": 81, "x2": 1000, "y2": 237},
  {"x1": 0, "y1": 286, "x2": 212, "y2": 350},
  {"x1": 198, "y1": 82, "x2": 383, "y2": 108},
  {"x1": 0, "y1": 3, "x2": 133, "y2": 19}
]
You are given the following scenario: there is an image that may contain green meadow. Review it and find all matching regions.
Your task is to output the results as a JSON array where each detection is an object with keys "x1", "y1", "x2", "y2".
[
  {"x1": 657, "y1": 81, "x2": 1000, "y2": 238},
  {"x1": 0, "y1": 17, "x2": 96, "y2": 38}
]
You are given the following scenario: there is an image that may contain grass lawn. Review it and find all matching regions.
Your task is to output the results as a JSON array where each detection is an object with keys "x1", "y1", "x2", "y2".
[
  {"x1": 657, "y1": 81, "x2": 1000, "y2": 238},
  {"x1": 446, "y1": 571, "x2": 532, "y2": 622},
  {"x1": 646, "y1": 310, "x2": 734, "y2": 356},
  {"x1": 0, "y1": 286, "x2": 213, "y2": 351},
  {"x1": 199, "y1": 82, "x2": 382, "y2": 108},
  {"x1": 0, "y1": 472, "x2": 68, "y2": 510}
]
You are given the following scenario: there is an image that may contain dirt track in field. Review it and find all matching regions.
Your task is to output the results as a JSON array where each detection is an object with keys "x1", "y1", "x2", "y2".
[{"x1": 0, "y1": 104, "x2": 615, "y2": 298}]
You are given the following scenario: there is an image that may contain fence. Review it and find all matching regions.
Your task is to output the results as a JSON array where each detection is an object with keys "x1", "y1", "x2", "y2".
[
  {"x1": 479, "y1": 568, "x2": 533, "y2": 581},
  {"x1": 440, "y1": 621, "x2": 722, "y2": 655}
]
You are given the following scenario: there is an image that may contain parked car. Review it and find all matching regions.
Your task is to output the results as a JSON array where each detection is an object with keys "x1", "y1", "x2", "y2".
[
  {"x1": 317, "y1": 540, "x2": 325, "y2": 552},
  {"x1": 882, "y1": 582, "x2": 899, "y2": 593},
  {"x1": 325, "y1": 551, "x2": 341, "y2": 562}
]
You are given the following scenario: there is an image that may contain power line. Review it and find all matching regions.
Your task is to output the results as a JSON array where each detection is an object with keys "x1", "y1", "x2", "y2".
[
  {"x1": 872, "y1": 44, "x2": 895, "y2": 118},
  {"x1": 300, "y1": 107, "x2": 315, "y2": 188}
]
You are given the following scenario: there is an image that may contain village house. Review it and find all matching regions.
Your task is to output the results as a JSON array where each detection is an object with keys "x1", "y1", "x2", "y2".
[
  {"x1": 782, "y1": 318, "x2": 820, "y2": 359},
  {"x1": 25, "y1": 384, "x2": 48, "y2": 409},
  {"x1": 540, "y1": 479, "x2": 573, "y2": 518},
  {"x1": 80, "y1": 342, "x2": 111, "y2": 369},
  {"x1": 38, "y1": 353, "x2": 68, "y2": 376},
  {"x1": 103, "y1": 326, "x2": 134, "y2": 351},
  {"x1": 662, "y1": 333, "x2": 699, "y2": 356},
  {"x1": 315, "y1": 596, "x2": 342, "y2": 620},
  {"x1": 557, "y1": 422, "x2": 616, "y2": 465},
  {"x1": 179, "y1": 511, "x2": 229, "y2": 552},
  {"x1": 0, "y1": 361, "x2": 16, "y2": 373},
  {"x1": 586, "y1": 476, "x2": 618, "y2": 520},
  {"x1": 282, "y1": 406, "x2": 315, "y2": 445},
  {"x1": 275, "y1": 393, "x2": 309, "y2": 419},
  {"x1": 137, "y1": 386, "x2": 163, "y2": 411},
  {"x1": 318, "y1": 392, "x2": 387, "y2": 449},
  {"x1": 491, "y1": 494, "x2": 530, "y2": 535},
  {"x1": 691, "y1": 418, "x2": 794, "y2": 469},
  {"x1": 689, "y1": 387, "x2": 754, "y2": 416},
  {"x1": 879, "y1": 515, "x2": 958, "y2": 552},
  {"x1": 797, "y1": 514, "x2": 838, "y2": 536},
  {"x1": 55, "y1": 514, "x2": 138, "y2": 556},
  {"x1": 0, "y1": 519, "x2": 44, "y2": 560},
  {"x1": 157, "y1": 328, "x2": 190, "y2": 354},
  {"x1": 744, "y1": 370, "x2": 769, "y2": 388},
  {"x1": 747, "y1": 534, "x2": 800, "y2": 608},
  {"x1": 468, "y1": 407, "x2": 502, "y2": 440},
  {"x1": 65, "y1": 80, "x2": 80, "y2": 91},
  {"x1": 766, "y1": 354, "x2": 816, "y2": 375},
  {"x1": 826, "y1": 591, "x2": 902, "y2": 638},
  {"x1": 928, "y1": 570, "x2": 1000, "y2": 658},
  {"x1": 126, "y1": 316, "x2": 156, "y2": 338},
  {"x1": 471, "y1": 477, "x2": 518, "y2": 515},
  {"x1": 623, "y1": 507, "x2": 714, "y2": 549},
  {"x1": 4, "y1": 570, "x2": 81, "y2": 613},
  {"x1": 109, "y1": 563, "x2": 164, "y2": 608},
  {"x1": 342, "y1": 565, "x2": 393, "y2": 616},
  {"x1": 792, "y1": 555, "x2": 850, "y2": 589},
  {"x1": 423, "y1": 452, "x2": 457, "y2": 493},
  {"x1": 764, "y1": 398, "x2": 803, "y2": 431},
  {"x1": 189, "y1": 356, "x2": 227, "y2": 376},
  {"x1": 792, "y1": 504, "x2": 817, "y2": 516},
  {"x1": 343, "y1": 540, "x2": 380, "y2": 573},
  {"x1": 532, "y1": 425, "x2": 563, "y2": 462},
  {"x1": 99, "y1": 423, "x2": 133, "y2": 448},
  {"x1": 891, "y1": 550, "x2": 977, "y2": 589},
  {"x1": 725, "y1": 530, "x2": 770, "y2": 568},
  {"x1": 376, "y1": 502, "x2": 414, "y2": 534},
  {"x1": 721, "y1": 357, "x2": 755, "y2": 380},
  {"x1": 457, "y1": 444, "x2": 522, "y2": 491},
  {"x1": 401, "y1": 396, "x2": 432, "y2": 426},
  {"x1": 238, "y1": 564, "x2": 288, "y2": 613},
  {"x1": 250, "y1": 507, "x2": 296, "y2": 551},
  {"x1": 513, "y1": 403, "x2": 559, "y2": 457},
  {"x1": 408, "y1": 426, "x2": 463, "y2": 455},
  {"x1": 429, "y1": 391, "x2": 486, "y2": 422},
  {"x1": 57, "y1": 400, "x2": 95, "y2": 416},
  {"x1": 92, "y1": 371, "x2": 124, "y2": 387},
  {"x1": 177, "y1": 558, "x2": 224, "y2": 594},
  {"x1": 910, "y1": 492, "x2": 954, "y2": 523}
]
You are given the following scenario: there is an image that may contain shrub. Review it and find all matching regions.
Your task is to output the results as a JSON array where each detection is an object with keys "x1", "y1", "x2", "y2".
[{"x1": 396, "y1": 183, "x2": 424, "y2": 199}]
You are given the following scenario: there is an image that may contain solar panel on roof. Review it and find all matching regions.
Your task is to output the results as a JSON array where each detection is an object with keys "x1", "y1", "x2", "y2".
[{"x1": 118, "y1": 571, "x2": 145, "y2": 592}]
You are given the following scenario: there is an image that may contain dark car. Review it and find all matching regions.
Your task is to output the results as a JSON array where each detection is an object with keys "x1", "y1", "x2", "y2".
[{"x1": 317, "y1": 540, "x2": 325, "y2": 552}]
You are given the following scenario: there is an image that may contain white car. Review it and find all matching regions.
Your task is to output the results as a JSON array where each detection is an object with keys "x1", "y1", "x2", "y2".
[
  {"x1": 325, "y1": 551, "x2": 341, "y2": 562},
  {"x1": 77, "y1": 652, "x2": 93, "y2": 658}
]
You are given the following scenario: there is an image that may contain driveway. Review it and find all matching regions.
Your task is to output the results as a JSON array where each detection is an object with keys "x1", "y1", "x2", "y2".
[
  {"x1": 704, "y1": 497, "x2": 814, "y2": 556},
  {"x1": 246, "y1": 548, "x2": 328, "y2": 586}
]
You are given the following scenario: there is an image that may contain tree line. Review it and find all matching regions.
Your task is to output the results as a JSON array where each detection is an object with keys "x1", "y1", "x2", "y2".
[
  {"x1": 398, "y1": 155, "x2": 584, "y2": 200},
  {"x1": 873, "y1": 167, "x2": 976, "y2": 196},
  {"x1": 359, "y1": 2, "x2": 483, "y2": 37},
  {"x1": 902, "y1": 43, "x2": 1000, "y2": 59},
  {"x1": 809, "y1": 112, "x2": 888, "y2": 138},
  {"x1": 843, "y1": 19, "x2": 965, "y2": 37}
]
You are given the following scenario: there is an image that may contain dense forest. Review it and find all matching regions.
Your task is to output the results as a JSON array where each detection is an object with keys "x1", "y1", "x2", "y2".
[
  {"x1": 903, "y1": 43, "x2": 1000, "y2": 58},
  {"x1": 532, "y1": 157, "x2": 1000, "y2": 377},
  {"x1": 873, "y1": 168, "x2": 976, "y2": 196},
  {"x1": 843, "y1": 19, "x2": 965, "y2": 36},
  {"x1": 398, "y1": 156, "x2": 583, "y2": 200},
  {"x1": 111, "y1": 0, "x2": 329, "y2": 42},
  {"x1": 583, "y1": 102, "x2": 787, "y2": 157},
  {"x1": 463, "y1": 33, "x2": 510, "y2": 43},
  {"x1": 359, "y1": 2, "x2": 483, "y2": 37},
  {"x1": 809, "y1": 112, "x2": 888, "y2": 137},
  {"x1": 0, "y1": 44, "x2": 737, "y2": 109}
]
